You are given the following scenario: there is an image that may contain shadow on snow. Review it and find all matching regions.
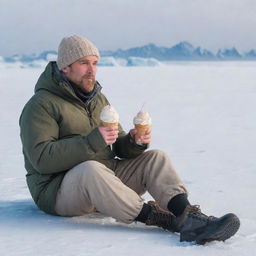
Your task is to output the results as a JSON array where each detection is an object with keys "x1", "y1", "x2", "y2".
[{"x1": 0, "y1": 199, "x2": 191, "y2": 246}]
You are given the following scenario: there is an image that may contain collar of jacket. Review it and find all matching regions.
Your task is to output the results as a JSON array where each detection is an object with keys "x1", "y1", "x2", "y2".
[
  {"x1": 61, "y1": 73, "x2": 102, "y2": 105},
  {"x1": 52, "y1": 62, "x2": 102, "y2": 106}
]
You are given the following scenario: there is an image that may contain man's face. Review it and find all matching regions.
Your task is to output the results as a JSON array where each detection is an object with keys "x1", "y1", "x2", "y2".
[{"x1": 62, "y1": 55, "x2": 98, "y2": 94}]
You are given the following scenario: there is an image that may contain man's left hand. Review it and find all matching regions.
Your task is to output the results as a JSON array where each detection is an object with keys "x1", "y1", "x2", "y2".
[{"x1": 130, "y1": 127, "x2": 151, "y2": 145}]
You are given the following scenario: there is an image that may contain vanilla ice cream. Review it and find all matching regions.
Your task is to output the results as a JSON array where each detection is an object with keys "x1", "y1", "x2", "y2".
[
  {"x1": 133, "y1": 110, "x2": 152, "y2": 144},
  {"x1": 100, "y1": 105, "x2": 119, "y2": 126}
]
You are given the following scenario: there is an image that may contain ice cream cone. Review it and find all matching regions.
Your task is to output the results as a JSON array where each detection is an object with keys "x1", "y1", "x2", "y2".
[
  {"x1": 101, "y1": 121, "x2": 118, "y2": 127},
  {"x1": 100, "y1": 105, "x2": 119, "y2": 127},
  {"x1": 133, "y1": 109, "x2": 152, "y2": 144},
  {"x1": 134, "y1": 124, "x2": 150, "y2": 143}
]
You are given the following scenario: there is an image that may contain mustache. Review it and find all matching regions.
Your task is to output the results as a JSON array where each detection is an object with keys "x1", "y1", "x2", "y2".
[{"x1": 83, "y1": 74, "x2": 95, "y2": 79}]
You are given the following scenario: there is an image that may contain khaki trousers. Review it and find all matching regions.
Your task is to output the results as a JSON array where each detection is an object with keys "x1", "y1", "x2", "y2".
[{"x1": 55, "y1": 150, "x2": 187, "y2": 223}]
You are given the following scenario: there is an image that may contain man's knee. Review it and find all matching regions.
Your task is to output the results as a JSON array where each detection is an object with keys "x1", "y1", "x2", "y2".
[
  {"x1": 145, "y1": 149, "x2": 169, "y2": 160},
  {"x1": 71, "y1": 160, "x2": 114, "y2": 184}
]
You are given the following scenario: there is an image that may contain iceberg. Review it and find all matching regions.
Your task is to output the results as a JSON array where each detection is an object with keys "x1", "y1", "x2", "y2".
[
  {"x1": 127, "y1": 57, "x2": 163, "y2": 66},
  {"x1": 98, "y1": 57, "x2": 120, "y2": 66}
]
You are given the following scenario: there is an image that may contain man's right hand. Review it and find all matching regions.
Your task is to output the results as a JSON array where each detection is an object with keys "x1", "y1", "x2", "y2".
[{"x1": 98, "y1": 126, "x2": 119, "y2": 145}]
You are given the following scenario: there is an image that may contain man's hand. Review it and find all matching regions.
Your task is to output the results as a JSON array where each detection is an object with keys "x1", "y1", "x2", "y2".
[
  {"x1": 130, "y1": 127, "x2": 151, "y2": 145},
  {"x1": 98, "y1": 125, "x2": 119, "y2": 145}
]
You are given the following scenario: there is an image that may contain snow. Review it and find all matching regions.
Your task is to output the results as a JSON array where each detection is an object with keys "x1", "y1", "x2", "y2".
[{"x1": 0, "y1": 62, "x2": 256, "y2": 255}]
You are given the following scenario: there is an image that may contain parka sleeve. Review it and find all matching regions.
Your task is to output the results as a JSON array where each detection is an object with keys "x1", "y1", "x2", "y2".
[
  {"x1": 19, "y1": 100, "x2": 107, "y2": 175},
  {"x1": 113, "y1": 129, "x2": 148, "y2": 159}
]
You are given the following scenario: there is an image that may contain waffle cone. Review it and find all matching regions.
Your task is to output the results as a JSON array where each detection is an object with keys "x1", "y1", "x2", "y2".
[
  {"x1": 134, "y1": 124, "x2": 150, "y2": 142},
  {"x1": 101, "y1": 121, "x2": 118, "y2": 127}
]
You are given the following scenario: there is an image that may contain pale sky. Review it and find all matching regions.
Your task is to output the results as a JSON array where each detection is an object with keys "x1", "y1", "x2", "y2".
[{"x1": 1, "y1": 0, "x2": 256, "y2": 56}]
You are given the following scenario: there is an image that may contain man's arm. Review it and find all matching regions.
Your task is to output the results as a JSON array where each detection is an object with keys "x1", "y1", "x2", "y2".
[
  {"x1": 20, "y1": 100, "x2": 107, "y2": 175},
  {"x1": 112, "y1": 127, "x2": 150, "y2": 159}
]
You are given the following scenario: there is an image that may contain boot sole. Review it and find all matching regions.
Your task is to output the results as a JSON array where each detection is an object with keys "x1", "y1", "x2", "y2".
[{"x1": 196, "y1": 213, "x2": 240, "y2": 245}]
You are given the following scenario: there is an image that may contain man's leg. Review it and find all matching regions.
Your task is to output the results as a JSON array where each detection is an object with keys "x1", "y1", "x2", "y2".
[
  {"x1": 115, "y1": 149, "x2": 240, "y2": 243},
  {"x1": 55, "y1": 160, "x2": 144, "y2": 223},
  {"x1": 115, "y1": 149, "x2": 188, "y2": 213}
]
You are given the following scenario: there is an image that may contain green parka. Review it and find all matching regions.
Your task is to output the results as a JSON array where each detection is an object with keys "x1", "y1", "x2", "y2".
[{"x1": 19, "y1": 62, "x2": 146, "y2": 215}]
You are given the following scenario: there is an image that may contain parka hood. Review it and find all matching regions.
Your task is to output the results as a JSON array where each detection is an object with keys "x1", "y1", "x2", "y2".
[
  {"x1": 35, "y1": 62, "x2": 102, "y2": 106},
  {"x1": 34, "y1": 62, "x2": 76, "y2": 101}
]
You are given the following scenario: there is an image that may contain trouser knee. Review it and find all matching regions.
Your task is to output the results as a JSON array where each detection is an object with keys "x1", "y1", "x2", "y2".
[
  {"x1": 145, "y1": 149, "x2": 169, "y2": 160},
  {"x1": 73, "y1": 160, "x2": 114, "y2": 186}
]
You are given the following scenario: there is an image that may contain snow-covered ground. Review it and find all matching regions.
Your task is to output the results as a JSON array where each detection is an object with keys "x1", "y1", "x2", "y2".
[{"x1": 0, "y1": 62, "x2": 255, "y2": 255}]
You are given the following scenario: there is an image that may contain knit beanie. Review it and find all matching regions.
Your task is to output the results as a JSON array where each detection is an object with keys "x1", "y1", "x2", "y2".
[{"x1": 57, "y1": 35, "x2": 100, "y2": 70}]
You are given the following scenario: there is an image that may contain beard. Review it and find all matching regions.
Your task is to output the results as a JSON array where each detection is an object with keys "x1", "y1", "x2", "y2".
[{"x1": 79, "y1": 76, "x2": 95, "y2": 94}]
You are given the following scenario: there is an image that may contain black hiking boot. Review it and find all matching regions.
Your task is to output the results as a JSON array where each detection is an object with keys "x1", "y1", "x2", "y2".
[
  {"x1": 145, "y1": 201, "x2": 176, "y2": 232},
  {"x1": 176, "y1": 205, "x2": 240, "y2": 244}
]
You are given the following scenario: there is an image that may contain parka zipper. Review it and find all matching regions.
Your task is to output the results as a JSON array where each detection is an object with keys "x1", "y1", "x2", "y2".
[{"x1": 84, "y1": 106, "x2": 93, "y2": 127}]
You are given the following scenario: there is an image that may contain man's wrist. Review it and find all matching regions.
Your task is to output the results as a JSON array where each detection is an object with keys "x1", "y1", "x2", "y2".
[{"x1": 128, "y1": 133, "x2": 148, "y2": 149}]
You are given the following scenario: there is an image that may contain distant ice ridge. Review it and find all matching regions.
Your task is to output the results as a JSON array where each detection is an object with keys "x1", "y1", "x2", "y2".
[
  {"x1": 0, "y1": 55, "x2": 164, "y2": 68},
  {"x1": 1, "y1": 51, "x2": 57, "y2": 68},
  {"x1": 2, "y1": 41, "x2": 256, "y2": 68},
  {"x1": 98, "y1": 57, "x2": 120, "y2": 66},
  {"x1": 97, "y1": 57, "x2": 164, "y2": 67},
  {"x1": 127, "y1": 57, "x2": 164, "y2": 67},
  {"x1": 102, "y1": 41, "x2": 256, "y2": 61}
]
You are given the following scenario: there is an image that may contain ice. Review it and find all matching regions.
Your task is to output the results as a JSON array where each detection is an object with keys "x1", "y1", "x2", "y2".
[
  {"x1": 0, "y1": 62, "x2": 255, "y2": 255},
  {"x1": 98, "y1": 56, "x2": 120, "y2": 66},
  {"x1": 127, "y1": 57, "x2": 164, "y2": 66}
]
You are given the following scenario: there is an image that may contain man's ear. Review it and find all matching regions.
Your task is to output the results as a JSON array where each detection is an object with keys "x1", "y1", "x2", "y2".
[{"x1": 62, "y1": 66, "x2": 69, "y2": 74}]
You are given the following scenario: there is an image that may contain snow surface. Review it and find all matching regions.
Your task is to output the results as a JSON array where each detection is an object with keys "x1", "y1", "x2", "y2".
[{"x1": 0, "y1": 62, "x2": 255, "y2": 255}]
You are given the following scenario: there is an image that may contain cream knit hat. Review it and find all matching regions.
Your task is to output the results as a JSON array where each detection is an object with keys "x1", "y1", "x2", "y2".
[{"x1": 57, "y1": 35, "x2": 100, "y2": 70}]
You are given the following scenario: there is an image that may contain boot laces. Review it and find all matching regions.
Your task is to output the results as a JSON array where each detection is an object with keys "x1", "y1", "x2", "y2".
[
  {"x1": 149, "y1": 211, "x2": 172, "y2": 229},
  {"x1": 187, "y1": 205, "x2": 216, "y2": 222},
  {"x1": 146, "y1": 201, "x2": 173, "y2": 230}
]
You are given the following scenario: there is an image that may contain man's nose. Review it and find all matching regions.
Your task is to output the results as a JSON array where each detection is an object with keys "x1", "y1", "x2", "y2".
[{"x1": 87, "y1": 64, "x2": 94, "y2": 73}]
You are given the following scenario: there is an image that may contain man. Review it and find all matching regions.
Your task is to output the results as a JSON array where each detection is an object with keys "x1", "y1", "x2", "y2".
[{"x1": 19, "y1": 35, "x2": 240, "y2": 244}]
